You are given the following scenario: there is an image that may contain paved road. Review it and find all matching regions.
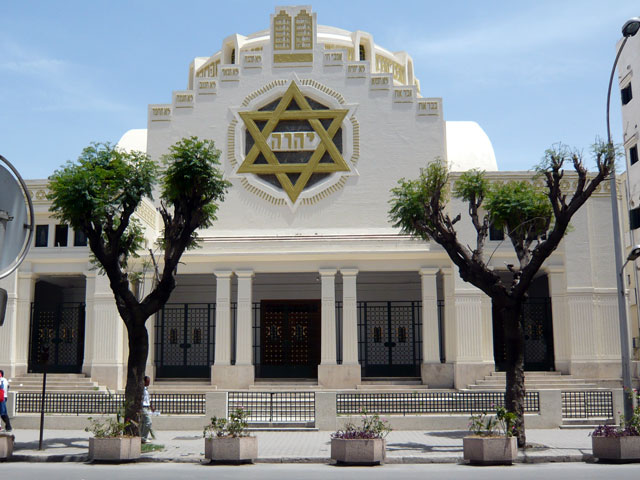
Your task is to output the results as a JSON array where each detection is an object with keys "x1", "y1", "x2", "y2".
[{"x1": 2, "y1": 462, "x2": 639, "y2": 480}]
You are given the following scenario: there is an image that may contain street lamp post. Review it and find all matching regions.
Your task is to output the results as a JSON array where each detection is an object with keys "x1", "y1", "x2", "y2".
[{"x1": 606, "y1": 17, "x2": 640, "y2": 422}]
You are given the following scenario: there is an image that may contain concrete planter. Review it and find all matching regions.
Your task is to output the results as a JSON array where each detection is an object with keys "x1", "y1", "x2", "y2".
[
  {"x1": 204, "y1": 436, "x2": 257, "y2": 464},
  {"x1": 330, "y1": 438, "x2": 386, "y2": 465},
  {"x1": 592, "y1": 436, "x2": 640, "y2": 462},
  {"x1": 0, "y1": 433, "x2": 14, "y2": 460},
  {"x1": 88, "y1": 436, "x2": 141, "y2": 462},
  {"x1": 463, "y1": 436, "x2": 517, "y2": 465}
]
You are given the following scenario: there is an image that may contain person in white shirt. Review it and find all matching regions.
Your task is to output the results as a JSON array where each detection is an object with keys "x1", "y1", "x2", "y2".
[
  {"x1": 140, "y1": 376, "x2": 153, "y2": 443},
  {"x1": 0, "y1": 370, "x2": 12, "y2": 432}
]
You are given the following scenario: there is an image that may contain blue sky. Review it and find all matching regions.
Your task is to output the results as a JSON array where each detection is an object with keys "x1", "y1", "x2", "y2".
[{"x1": 1, "y1": 1, "x2": 638, "y2": 179}]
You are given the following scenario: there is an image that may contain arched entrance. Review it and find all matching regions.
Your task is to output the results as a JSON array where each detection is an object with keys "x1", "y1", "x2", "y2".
[
  {"x1": 28, "y1": 276, "x2": 86, "y2": 373},
  {"x1": 492, "y1": 274, "x2": 555, "y2": 371}
]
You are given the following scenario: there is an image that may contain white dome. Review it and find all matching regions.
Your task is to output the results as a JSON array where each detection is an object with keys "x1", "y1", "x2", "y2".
[
  {"x1": 446, "y1": 121, "x2": 498, "y2": 171},
  {"x1": 116, "y1": 129, "x2": 147, "y2": 154}
]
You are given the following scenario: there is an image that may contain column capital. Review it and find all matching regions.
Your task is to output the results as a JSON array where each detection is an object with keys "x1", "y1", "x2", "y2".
[
  {"x1": 214, "y1": 270, "x2": 233, "y2": 279},
  {"x1": 419, "y1": 267, "x2": 439, "y2": 276},
  {"x1": 235, "y1": 270, "x2": 255, "y2": 278},
  {"x1": 318, "y1": 268, "x2": 337, "y2": 276},
  {"x1": 340, "y1": 268, "x2": 359, "y2": 276}
]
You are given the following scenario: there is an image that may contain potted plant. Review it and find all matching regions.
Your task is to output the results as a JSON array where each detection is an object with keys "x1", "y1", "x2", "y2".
[
  {"x1": 331, "y1": 409, "x2": 391, "y2": 466},
  {"x1": 591, "y1": 389, "x2": 640, "y2": 462},
  {"x1": 85, "y1": 406, "x2": 140, "y2": 462},
  {"x1": 463, "y1": 405, "x2": 518, "y2": 465},
  {"x1": 0, "y1": 432, "x2": 14, "y2": 460},
  {"x1": 203, "y1": 407, "x2": 257, "y2": 464}
]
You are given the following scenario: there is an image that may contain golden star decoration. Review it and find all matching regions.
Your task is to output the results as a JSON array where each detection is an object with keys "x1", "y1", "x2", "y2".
[{"x1": 238, "y1": 82, "x2": 349, "y2": 203}]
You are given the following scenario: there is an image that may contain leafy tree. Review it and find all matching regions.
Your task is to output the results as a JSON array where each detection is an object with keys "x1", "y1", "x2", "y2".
[
  {"x1": 389, "y1": 142, "x2": 616, "y2": 446},
  {"x1": 48, "y1": 137, "x2": 230, "y2": 432}
]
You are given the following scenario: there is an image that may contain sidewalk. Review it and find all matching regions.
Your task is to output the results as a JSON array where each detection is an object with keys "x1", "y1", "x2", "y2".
[{"x1": 6, "y1": 428, "x2": 595, "y2": 463}]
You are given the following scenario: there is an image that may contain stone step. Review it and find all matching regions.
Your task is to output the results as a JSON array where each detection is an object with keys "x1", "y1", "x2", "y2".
[
  {"x1": 465, "y1": 383, "x2": 600, "y2": 390},
  {"x1": 486, "y1": 371, "x2": 562, "y2": 377},
  {"x1": 356, "y1": 384, "x2": 430, "y2": 390},
  {"x1": 475, "y1": 379, "x2": 595, "y2": 385}
]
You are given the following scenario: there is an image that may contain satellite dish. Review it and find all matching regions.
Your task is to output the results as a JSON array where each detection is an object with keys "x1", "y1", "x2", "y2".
[{"x1": 0, "y1": 154, "x2": 34, "y2": 325}]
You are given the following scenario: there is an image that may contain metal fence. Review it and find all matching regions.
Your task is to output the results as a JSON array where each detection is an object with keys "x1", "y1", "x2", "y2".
[
  {"x1": 228, "y1": 392, "x2": 315, "y2": 424},
  {"x1": 561, "y1": 391, "x2": 614, "y2": 419},
  {"x1": 336, "y1": 391, "x2": 541, "y2": 415},
  {"x1": 16, "y1": 392, "x2": 206, "y2": 415}
]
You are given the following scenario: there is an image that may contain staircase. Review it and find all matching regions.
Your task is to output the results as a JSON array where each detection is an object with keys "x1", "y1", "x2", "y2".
[
  {"x1": 7, "y1": 373, "x2": 107, "y2": 394},
  {"x1": 465, "y1": 371, "x2": 601, "y2": 390},
  {"x1": 148, "y1": 379, "x2": 214, "y2": 394}
]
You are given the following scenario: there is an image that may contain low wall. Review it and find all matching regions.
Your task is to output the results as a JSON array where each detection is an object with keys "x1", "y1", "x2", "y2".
[{"x1": 9, "y1": 390, "x2": 620, "y2": 431}]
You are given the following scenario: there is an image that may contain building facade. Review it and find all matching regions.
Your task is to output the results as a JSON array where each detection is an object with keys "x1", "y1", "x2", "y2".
[{"x1": 0, "y1": 6, "x2": 634, "y2": 391}]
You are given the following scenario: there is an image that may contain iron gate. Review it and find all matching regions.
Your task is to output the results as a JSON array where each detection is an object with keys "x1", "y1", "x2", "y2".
[
  {"x1": 358, "y1": 301, "x2": 422, "y2": 377},
  {"x1": 29, "y1": 303, "x2": 85, "y2": 373},
  {"x1": 258, "y1": 300, "x2": 321, "y2": 378},
  {"x1": 155, "y1": 303, "x2": 215, "y2": 378},
  {"x1": 493, "y1": 297, "x2": 555, "y2": 371}
]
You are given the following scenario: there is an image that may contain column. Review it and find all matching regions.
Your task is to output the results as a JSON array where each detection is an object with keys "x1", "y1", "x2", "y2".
[
  {"x1": 213, "y1": 271, "x2": 232, "y2": 366},
  {"x1": 340, "y1": 269, "x2": 359, "y2": 365},
  {"x1": 211, "y1": 270, "x2": 254, "y2": 388},
  {"x1": 14, "y1": 266, "x2": 34, "y2": 376},
  {"x1": 319, "y1": 269, "x2": 337, "y2": 365},
  {"x1": 86, "y1": 271, "x2": 125, "y2": 390},
  {"x1": 420, "y1": 268, "x2": 440, "y2": 363},
  {"x1": 142, "y1": 274, "x2": 156, "y2": 381},
  {"x1": 235, "y1": 270, "x2": 254, "y2": 366},
  {"x1": 318, "y1": 268, "x2": 360, "y2": 388}
]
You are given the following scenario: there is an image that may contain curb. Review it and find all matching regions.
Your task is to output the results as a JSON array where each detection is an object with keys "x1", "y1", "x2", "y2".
[{"x1": 5, "y1": 453, "x2": 594, "y2": 464}]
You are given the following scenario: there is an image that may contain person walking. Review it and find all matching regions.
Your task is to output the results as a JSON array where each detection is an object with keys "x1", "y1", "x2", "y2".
[
  {"x1": 0, "y1": 370, "x2": 12, "y2": 432},
  {"x1": 140, "y1": 375, "x2": 154, "y2": 443}
]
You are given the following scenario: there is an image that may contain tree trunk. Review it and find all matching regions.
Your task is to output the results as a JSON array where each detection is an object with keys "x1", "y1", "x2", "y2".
[
  {"x1": 502, "y1": 302, "x2": 526, "y2": 448},
  {"x1": 123, "y1": 321, "x2": 149, "y2": 436}
]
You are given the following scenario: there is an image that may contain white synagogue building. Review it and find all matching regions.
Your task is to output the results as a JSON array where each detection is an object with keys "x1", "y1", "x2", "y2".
[{"x1": 1, "y1": 6, "x2": 635, "y2": 393}]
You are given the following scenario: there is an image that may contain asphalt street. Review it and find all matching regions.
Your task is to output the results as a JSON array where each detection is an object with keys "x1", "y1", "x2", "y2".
[{"x1": 2, "y1": 462, "x2": 640, "y2": 480}]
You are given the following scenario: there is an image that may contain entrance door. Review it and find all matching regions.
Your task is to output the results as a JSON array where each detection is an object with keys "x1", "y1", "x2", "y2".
[
  {"x1": 259, "y1": 300, "x2": 321, "y2": 378},
  {"x1": 29, "y1": 303, "x2": 85, "y2": 373},
  {"x1": 359, "y1": 301, "x2": 421, "y2": 377},
  {"x1": 155, "y1": 303, "x2": 214, "y2": 378},
  {"x1": 493, "y1": 297, "x2": 555, "y2": 371}
]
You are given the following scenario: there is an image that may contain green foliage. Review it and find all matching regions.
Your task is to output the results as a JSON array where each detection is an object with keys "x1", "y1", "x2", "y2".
[
  {"x1": 141, "y1": 442, "x2": 164, "y2": 453},
  {"x1": 203, "y1": 407, "x2": 251, "y2": 438},
  {"x1": 160, "y1": 137, "x2": 231, "y2": 250},
  {"x1": 389, "y1": 158, "x2": 449, "y2": 240},
  {"x1": 332, "y1": 408, "x2": 392, "y2": 439},
  {"x1": 48, "y1": 143, "x2": 157, "y2": 270},
  {"x1": 453, "y1": 169, "x2": 489, "y2": 204},
  {"x1": 485, "y1": 181, "x2": 552, "y2": 238},
  {"x1": 468, "y1": 405, "x2": 517, "y2": 437},
  {"x1": 85, "y1": 399, "x2": 135, "y2": 438}
]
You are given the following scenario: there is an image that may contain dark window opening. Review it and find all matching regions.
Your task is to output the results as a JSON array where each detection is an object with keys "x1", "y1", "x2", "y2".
[
  {"x1": 373, "y1": 326, "x2": 382, "y2": 343},
  {"x1": 489, "y1": 224, "x2": 505, "y2": 241},
  {"x1": 397, "y1": 326, "x2": 407, "y2": 343},
  {"x1": 359, "y1": 44, "x2": 366, "y2": 61},
  {"x1": 230, "y1": 48, "x2": 235, "y2": 64},
  {"x1": 630, "y1": 145, "x2": 639, "y2": 166},
  {"x1": 630, "y1": 206, "x2": 640, "y2": 230},
  {"x1": 169, "y1": 328, "x2": 178, "y2": 344},
  {"x1": 192, "y1": 328, "x2": 201, "y2": 345},
  {"x1": 73, "y1": 229, "x2": 87, "y2": 247},
  {"x1": 621, "y1": 83, "x2": 633, "y2": 105},
  {"x1": 35, "y1": 225, "x2": 49, "y2": 247},
  {"x1": 54, "y1": 224, "x2": 68, "y2": 247}
]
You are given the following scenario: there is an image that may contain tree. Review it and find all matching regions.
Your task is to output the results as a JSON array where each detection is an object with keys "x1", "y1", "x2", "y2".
[
  {"x1": 389, "y1": 142, "x2": 616, "y2": 447},
  {"x1": 48, "y1": 137, "x2": 230, "y2": 431}
]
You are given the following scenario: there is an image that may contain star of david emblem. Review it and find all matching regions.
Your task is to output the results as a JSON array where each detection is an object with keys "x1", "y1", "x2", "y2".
[{"x1": 238, "y1": 82, "x2": 349, "y2": 203}]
